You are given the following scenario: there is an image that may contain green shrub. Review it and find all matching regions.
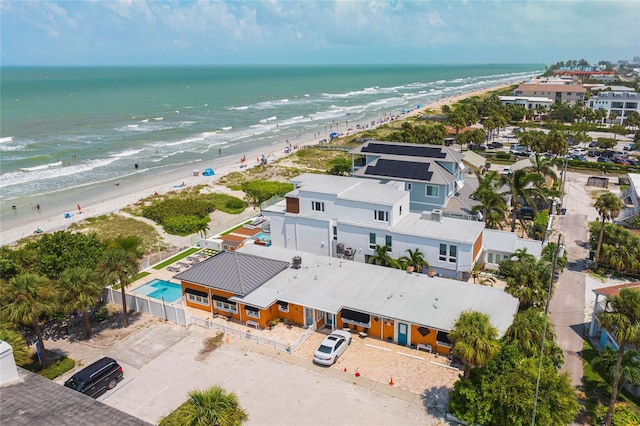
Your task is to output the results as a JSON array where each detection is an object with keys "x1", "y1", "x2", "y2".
[
  {"x1": 496, "y1": 151, "x2": 512, "y2": 160},
  {"x1": 163, "y1": 215, "x2": 207, "y2": 236},
  {"x1": 90, "y1": 304, "x2": 112, "y2": 322},
  {"x1": 39, "y1": 356, "x2": 75, "y2": 380}
]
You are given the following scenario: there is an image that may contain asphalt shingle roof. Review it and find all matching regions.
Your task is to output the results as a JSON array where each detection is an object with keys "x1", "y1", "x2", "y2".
[
  {"x1": 0, "y1": 368, "x2": 150, "y2": 426},
  {"x1": 174, "y1": 250, "x2": 290, "y2": 296}
]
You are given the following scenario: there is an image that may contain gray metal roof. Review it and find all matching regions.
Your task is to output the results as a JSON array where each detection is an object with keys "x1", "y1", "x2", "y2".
[
  {"x1": 482, "y1": 229, "x2": 542, "y2": 257},
  {"x1": 174, "y1": 251, "x2": 289, "y2": 296},
  {"x1": 0, "y1": 368, "x2": 150, "y2": 426},
  {"x1": 238, "y1": 245, "x2": 519, "y2": 335}
]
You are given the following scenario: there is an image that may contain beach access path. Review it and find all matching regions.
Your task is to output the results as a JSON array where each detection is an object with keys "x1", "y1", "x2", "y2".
[{"x1": 0, "y1": 83, "x2": 513, "y2": 247}]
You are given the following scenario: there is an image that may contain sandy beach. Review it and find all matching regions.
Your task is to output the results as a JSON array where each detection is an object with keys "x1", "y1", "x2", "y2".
[{"x1": 0, "y1": 83, "x2": 512, "y2": 247}]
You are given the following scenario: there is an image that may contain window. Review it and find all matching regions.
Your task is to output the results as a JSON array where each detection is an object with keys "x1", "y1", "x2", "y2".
[
  {"x1": 311, "y1": 201, "x2": 325, "y2": 212},
  {"x1": 385, "y1": 235, "x2": 392, "y2": 248},
  {"x1": 214, "y1": 299, "x2": 237, "y2": 313},
  {"x1": 332, "y1": 226, "x2": 338, "y2": 241},
  {"x1": 488, "y1": 253, "x2": 494, "y2": 263},
  {"x1": 277, "y1": 301, "x2": 289, "y2": 313},
  {"x1": 406, "y1": 183, "x2": 412, "y2": 190},
  {"x1": 369, "y1": 233, "x2": 376, "y2": 249},
  {"x1": 316, "y1": 309, "x2": 322, "y2": 320},
  {"x1": 439, "y1": 244, "x2": 457, "y2": 263},
  {"x1": 399, "y1": 205, "x2": 402, "y2": 216},
  {"x1": 449, "y1": 245, "x2": 457, "y2": 263},
  {"x1": 187, "y1": 293, "x2": 209, "y2": 306},
  {"x1": 611, "y1": 102, "x2": 624, "y2": 108},
  {"x1": 374, "y1": 210, "x2": 389, "y2": 222},
  {"x1": 426, "y1": 185, "x2": 439, "y2": 197},
  {"x1": 245, "y1": 306, "x2": 260, "y2": 318},
  {"x1": 439, "y1": 244, "x2": 447, "y2": 261}
]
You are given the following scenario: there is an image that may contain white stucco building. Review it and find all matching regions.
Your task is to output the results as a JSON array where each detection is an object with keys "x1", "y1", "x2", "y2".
[{"x1": 588, "y1": 91, "x2": 640, "y2": 124}]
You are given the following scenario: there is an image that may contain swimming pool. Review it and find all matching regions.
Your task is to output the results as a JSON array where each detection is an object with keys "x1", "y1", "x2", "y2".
[
  {"x1": 254, "y1": 232, "x2": 271, "y2": 241},
  {"x1": 132, "y1": 279, "x2": 182, "y2": 303}
]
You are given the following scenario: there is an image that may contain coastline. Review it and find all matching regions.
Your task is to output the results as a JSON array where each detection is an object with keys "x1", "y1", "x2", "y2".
[{"x1": 0, "y1": 83, "x2": 512, "y2": 247}]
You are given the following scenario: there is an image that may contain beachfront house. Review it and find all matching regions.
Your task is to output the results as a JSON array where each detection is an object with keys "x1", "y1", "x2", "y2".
[
  {"x1": 513, "y1": 79, "x2": 586, "y2": 105},
  {"x1": 349, "y1": 141, "x2": 466, "y2": 214},
  {"x1": 174, "y1": 246, "x2": 520, "y2": 355},
  {"x1": 619, "y1": 173, "x2": 640, "y2": 225},
  {"x1": 262, "y1": 173, "x2": 483, "y2": 279},
  {"x1": 498, "y1": 95, "x2": 553, "y2": 111},
  {"x1": 481, "y1": 229, "x2": 543, "y2": 270}
]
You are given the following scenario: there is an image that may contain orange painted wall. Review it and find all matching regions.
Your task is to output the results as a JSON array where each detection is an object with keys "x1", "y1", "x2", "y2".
[
  {"x1": 210, "y1": 289, "x2": 241, "y2": 321},
  {"x1": 410, "y1": 324, "x2": 437, "y2": 347},
  {"x1": 182, "y1": 282, "x2": 212, "y2": 313},
  {"x1": 472, "y1": 233, "x2": 483, "y2": 261}
]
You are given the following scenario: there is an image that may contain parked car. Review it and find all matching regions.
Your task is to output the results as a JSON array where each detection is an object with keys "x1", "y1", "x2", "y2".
[
  {"x1": 627, "y1": 158, "x2": 638, "y2": 166},
  {"x1": 64, "y1": 357, "x2": 123, "y2": 398},
  {"x1": 517, "y1": 206, "x2": 535, "y2": 220},
  {"x1": 588, "y1": 150, "x2": 600, "y2": 157},
  {"x1": 570, "y1": 154, "x2": 587, "y2": 161},
  {"x1": 597, "y1": 156, "x2": 613, "y2": 163},
  {"x1": 509, "y1": 144, "x2": 527, "y2": 154},
  {"x1": 624, "y1": 143, "x2": 635, "y2": 151},
  {"x1": 513, "y1": 127, "x2": 522, "y2": 134},
  {"x1": 614, "y1": 157, "x2": 630, "y2": 165},
  {"x1": 313, "y1": 330, "x2": 352, "y2": 365},
  {"x1": 589, "y1": 141, "x2": 599, "y2": 148},
  {"x1": 468, "y1": 143, "x2": 487, "y2": 151},
  {"x1": 488, "y1": 141, "x2": 504, "y2": 149}
]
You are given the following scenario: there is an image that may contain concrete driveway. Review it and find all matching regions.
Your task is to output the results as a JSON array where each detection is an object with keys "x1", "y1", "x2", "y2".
[{"x1": 51, "y1": 320, "x2": 449, "y2": 425}]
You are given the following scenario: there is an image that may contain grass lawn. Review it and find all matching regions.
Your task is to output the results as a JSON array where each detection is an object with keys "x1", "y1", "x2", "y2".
[
  {"x1": 23, "y1": 354, "x2": 75, "y2": 380},
  {"x1": 153, "y1": 247, "x2": 200, "y2": 270}
]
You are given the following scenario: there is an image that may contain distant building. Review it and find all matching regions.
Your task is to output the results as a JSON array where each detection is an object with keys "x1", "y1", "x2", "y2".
[
  {"x1": 554, "y1": 69, "x2": 616, "y2": 82},
  {"x1": 588, "y1": 91, "x2": 640, "y2": 124},
  {"x1": 513, "y1": 80, "x2": 586, "y2": 105},
  {"x1": 632, "y1": 56, "x2": 640, "y2": 64},
  {"x1": 498, "y1": 95, "x2": 553, "y2": 110}
]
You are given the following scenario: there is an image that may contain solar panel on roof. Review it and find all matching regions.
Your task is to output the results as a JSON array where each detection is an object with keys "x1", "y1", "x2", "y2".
[
  {"x1": 361, "y1": 143, "x2": 446, "y2": 158},
  {"x1": 364, "y1": 159, "x2": 433, "y2": 181}
]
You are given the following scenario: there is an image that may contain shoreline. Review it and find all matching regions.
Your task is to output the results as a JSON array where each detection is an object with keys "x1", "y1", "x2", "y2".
[{"x1": 0, "y1": 82, "x2": 513, "y2": 247}]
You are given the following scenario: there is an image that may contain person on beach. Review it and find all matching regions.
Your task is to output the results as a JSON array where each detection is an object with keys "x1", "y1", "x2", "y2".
[{"x1": 135, "y1": 163, "x2": 139, "y2": 170}]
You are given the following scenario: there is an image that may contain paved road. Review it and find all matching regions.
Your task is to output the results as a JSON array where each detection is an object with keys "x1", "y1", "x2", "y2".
[
  {"x1": 51, "y1": 322, "x2": 445, "y2": 425},
  {"x1": 550, "y1": 171, "x2": 603, "y2": 388}
]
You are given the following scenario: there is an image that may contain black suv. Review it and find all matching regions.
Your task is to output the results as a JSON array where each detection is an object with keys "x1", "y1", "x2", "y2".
[{"x1": 64, "y1": 357, "x2": 123, "y2": 398}]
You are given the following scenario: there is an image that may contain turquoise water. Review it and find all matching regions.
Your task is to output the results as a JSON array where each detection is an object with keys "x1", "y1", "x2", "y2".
[
  {"x1": 0, "y1": 64, "x2": 542, "y2": 223},
  {"x1": 254, "y1": 232, "x2": 271, "y2": 241},
  {"x1": 133, "y1": 279, "x2": 182, "y2": 303}
]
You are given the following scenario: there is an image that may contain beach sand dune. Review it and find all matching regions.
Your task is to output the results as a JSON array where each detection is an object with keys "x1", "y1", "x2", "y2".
[{"x1": 0, "y1": 84, "x2": 512, "y2": 247}]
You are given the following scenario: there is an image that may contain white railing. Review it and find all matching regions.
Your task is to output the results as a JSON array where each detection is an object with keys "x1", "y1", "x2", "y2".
[
  {"x1": 187, "y1": 316, "x2": 303, "y2": 353},
  {"x1": 104, "y1": 287, "x2": 187, "y2": 326},
  {"x1": 290, "y1": 323, "x2": 316, "y2": 353}
]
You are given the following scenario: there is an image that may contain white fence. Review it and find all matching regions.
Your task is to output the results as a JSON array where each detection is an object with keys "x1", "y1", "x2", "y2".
[
  {"x1": 104, "y1": 287, "x2": 187, "y2": 326},
  {"x1": 103, "y1": 287, "x2": 314, "y2": 354}
]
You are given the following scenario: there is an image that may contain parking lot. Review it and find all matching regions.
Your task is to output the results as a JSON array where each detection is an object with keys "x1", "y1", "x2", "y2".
[{"x1": 51, "y1": 318, "x2": 456, "y2": 425}]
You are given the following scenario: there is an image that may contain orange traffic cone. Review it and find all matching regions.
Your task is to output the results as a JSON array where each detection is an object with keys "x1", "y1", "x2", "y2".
[
  {"x1": 355, "y1": 368, "x2": 360, "y2": 377},
  {"x1": 343, "y1": 367, "x2": 347, "y2": 373},
  {"x1": 389, "y1": 377, "x2": 394, "y2": 386}
]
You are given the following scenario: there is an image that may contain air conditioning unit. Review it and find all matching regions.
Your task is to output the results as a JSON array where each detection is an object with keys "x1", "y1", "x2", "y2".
[
  {"x1": 336, "y1": 243, "x2": 345, "y2": 255},
  {"x1": 343, "y1": 247, "x2": 354, "y2": 257},
  {"x1": 292, "y1": 256, "x2": 302, "y2": 269},
  {"x1": 431, "y1": 209, "x2": 442, "y2": 222}
]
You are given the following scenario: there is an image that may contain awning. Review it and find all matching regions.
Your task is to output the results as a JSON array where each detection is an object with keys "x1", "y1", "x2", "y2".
[
  {"x1": 185, "y1": 288, "x2": 207, "y2": 298},
  {"x1": 277, "y1": 301, "x2": 289, "y2": 309},
  {"x1": 340, "y1": 308, "x2": 370, "y2": 326},
  {"x1": 245, "y1": 305, "x2": 259, "y2": 313}
]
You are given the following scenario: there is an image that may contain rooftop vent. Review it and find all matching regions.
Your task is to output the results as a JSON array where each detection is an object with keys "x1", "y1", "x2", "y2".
[
  {"x1": 292, "y1": 256, "x2": 302, "y2": 269},
  {"x1": 431, "y1": 209, "x2": 442, "y2": 222}
]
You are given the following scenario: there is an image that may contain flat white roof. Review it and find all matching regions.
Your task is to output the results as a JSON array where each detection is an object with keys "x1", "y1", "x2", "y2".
[
  {"x1": 482, "y1": 229, "x2": 542, "y2": 257},
  {"x1": 393, "y1": 212, "x2": 484, "y2": 244},
  {"x1": 237, "y1": 245, "x2": 519, "y2": 335},
  {"x1": 289, "y1": 173, "x2": 407, "y2": 206}
]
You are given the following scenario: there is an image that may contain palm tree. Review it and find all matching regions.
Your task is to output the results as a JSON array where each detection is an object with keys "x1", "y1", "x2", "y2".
[
  {"x1": 196, "y1": 221, "x2": 210, "y2": 239},
  {"x1": 593, "y1": 348, "x2": 640, "y2": 395},
  {"x1": 0, "y1": 326, "x2": 31, "y2": 366},
  {"x1": 60, "y1": 266, "x2": 103, "y2": 339},
  {"x1": 597, "y1": 288, "x2": 640, "y2": 426},
  {"x1": 470, "y1": 264, "x2": 495, "y2": 286},
  {"x1": 501, "y1": 169, "x2": 544, "y2": 232},
  {"x1": 165, "y1": 385, "x2": 248, "y2": 426},
  {"x1": 99, "y1": 249, "x2": 138, "y2": 328},
  {"x1": 530, "y1": 152, "x2": 557, "y2": 183},
  {"x1": 398, "y1": 248, "x2": 428, "y2": 273},
  {"x1": 471, "y1": 170, "x2": 507, "y2": 229},
  {"x1": 1, "y1": 273, "x2": 57, "y2": 368},
  {"x1": 449, "y1": 310, "x2": 500, "y2": 379},
  {"x1": 367, "y1": 245, "x2": 398, "y2": 268},
  {"x1": 594, "y1": 191, "x2": 623, "y2": 265}
]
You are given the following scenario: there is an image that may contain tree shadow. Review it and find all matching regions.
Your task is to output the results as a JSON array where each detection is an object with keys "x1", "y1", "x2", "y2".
[{"x1": 420, "y1": 385, "x2": 452, "y2": 420}]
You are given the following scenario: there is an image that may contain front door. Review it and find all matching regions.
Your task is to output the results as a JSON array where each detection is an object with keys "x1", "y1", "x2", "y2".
[
  {"x1": 325, "y1": 312, "x2": 334, "y2": 329},
  {"x1": 304, "y1": 308, "x2": 314, "y2": 327},
  {"x1": 397, "y1": 322, "x2": 408, "y2": 346}
]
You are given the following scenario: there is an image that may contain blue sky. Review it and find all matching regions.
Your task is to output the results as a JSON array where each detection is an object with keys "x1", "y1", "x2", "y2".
[{"x1": 1, "y1": 1, "x2": 638, "y2": 66}]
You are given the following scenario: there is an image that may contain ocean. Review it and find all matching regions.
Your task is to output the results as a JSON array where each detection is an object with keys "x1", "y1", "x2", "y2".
[{"x1": 0, "y1": 64, "x2": 542, "y2": 230}]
